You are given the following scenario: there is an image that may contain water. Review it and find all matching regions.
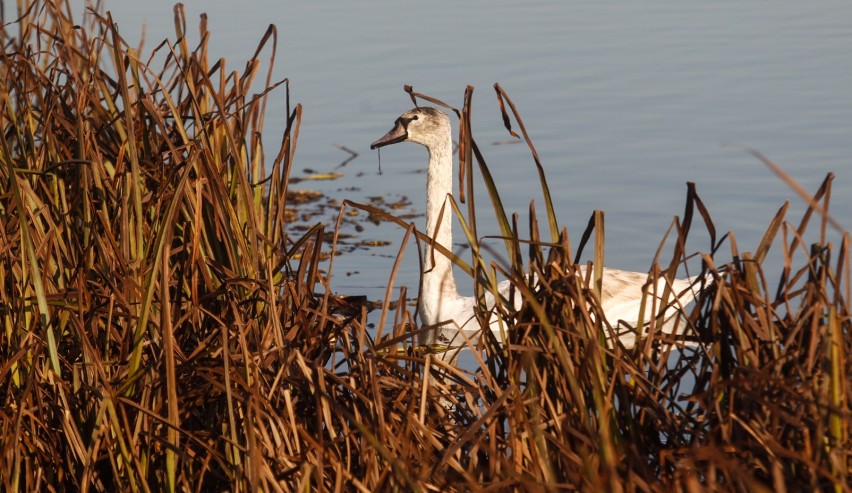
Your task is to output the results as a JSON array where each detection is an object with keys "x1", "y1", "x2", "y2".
[{"x1": 79, "y1": 2, "x2": 852, "y2": 313}]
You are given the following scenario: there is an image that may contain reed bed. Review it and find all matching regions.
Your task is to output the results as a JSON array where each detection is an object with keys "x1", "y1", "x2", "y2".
[{"x1": 1, "y1": 2, "x2": 849, "y2": 491}]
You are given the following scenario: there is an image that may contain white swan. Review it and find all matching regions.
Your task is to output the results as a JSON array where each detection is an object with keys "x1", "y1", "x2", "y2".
[{"x1": 371, "y1": 106, "x2": 706, "y2": 353}]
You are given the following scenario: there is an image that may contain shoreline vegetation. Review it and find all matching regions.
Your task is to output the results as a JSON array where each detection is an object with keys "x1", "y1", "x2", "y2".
[{"x1": 1, "y1": 2, "x2": 849, "y2": 491}]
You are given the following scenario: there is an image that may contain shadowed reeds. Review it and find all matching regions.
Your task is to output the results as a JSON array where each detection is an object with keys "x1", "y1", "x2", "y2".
[{"x1": 0, "y1": 2, "x2": 849, "y2": 491}]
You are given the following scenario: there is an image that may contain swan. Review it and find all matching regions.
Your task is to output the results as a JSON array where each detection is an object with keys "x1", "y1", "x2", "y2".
[{"x1": 371, "y1": 106, "x2": 707, "y2": 354}]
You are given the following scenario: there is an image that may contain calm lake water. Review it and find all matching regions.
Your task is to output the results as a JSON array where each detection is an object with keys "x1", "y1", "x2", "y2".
[{"x1": 83, "y1": 2, "x2": 852, "y2": 310}]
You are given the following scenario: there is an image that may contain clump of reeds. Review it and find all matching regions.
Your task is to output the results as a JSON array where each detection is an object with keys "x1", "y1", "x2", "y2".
[
  {"x1": 370, "y1": 85, "x2": 850, "y2": 491},
  {"x1": 0, "y1": 1, "x2": 325, "y2": 490},
  {"x1": 1, "y1": 1, "x2": 848, "y2": 491}
]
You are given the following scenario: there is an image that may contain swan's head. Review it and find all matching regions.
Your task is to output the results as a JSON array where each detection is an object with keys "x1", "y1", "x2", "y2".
[{"x1": 370, "y1": 107, "x2": 451, "y2": 150}]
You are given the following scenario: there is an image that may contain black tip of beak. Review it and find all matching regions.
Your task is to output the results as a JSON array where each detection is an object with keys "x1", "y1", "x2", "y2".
[{"x1": 371, "y1": 120, "x2": 408, "y2": 150}]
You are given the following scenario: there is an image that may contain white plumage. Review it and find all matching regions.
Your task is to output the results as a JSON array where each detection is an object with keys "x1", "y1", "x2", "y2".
[{"x1": 371, "y1": 106, "x2": 707, "y2": 354}]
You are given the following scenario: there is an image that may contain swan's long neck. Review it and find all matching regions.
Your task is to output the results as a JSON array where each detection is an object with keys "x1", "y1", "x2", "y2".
[{"x1": 421, "y1": 129, "x2": 459, "y2": 324}]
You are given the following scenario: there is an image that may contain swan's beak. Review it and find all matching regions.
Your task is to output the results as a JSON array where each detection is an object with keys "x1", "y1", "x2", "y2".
[{"x1": 370, "y1": 119, "x2": 408, "y2": 149}]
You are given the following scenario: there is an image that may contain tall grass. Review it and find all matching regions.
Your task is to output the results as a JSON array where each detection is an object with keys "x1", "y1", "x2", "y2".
[{"x1": 1, "y1": 1, "x2": 849, "y2": 491}]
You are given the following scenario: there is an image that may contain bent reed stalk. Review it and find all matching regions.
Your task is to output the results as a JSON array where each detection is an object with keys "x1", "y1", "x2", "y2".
[{"x1": 0, "y1": 1, "x2": 849, "y2": 491}]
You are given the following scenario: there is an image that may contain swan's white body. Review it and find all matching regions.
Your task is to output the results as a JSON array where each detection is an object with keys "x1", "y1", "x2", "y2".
[{"x1": 372, "y1": 107, "x2": 705, "y2": 352}]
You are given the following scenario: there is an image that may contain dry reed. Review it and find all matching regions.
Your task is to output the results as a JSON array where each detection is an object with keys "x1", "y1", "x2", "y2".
[{"x1": 0, "y1": 2, "x2": 849, "y2": 491}]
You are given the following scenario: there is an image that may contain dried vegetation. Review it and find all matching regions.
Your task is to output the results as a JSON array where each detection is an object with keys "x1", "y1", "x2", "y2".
[{"x1": 0, "y1": 2, "x2": 849, "y2": 491}]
